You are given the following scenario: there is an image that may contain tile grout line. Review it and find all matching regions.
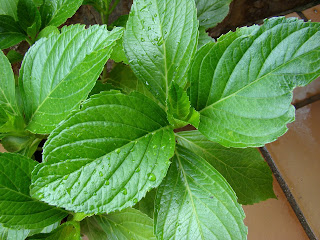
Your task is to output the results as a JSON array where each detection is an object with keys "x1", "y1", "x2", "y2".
[
  {"x1": 294, "y1": 94, "x2": 320, "y2": 109},
  {"x1": 259, "y1": 147, "x2": 318, "y2": 240}
]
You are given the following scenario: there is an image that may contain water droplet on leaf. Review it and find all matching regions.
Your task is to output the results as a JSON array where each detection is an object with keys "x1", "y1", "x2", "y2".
[{"x1": 147, "y1": 173, "x2": 156, "y2": 181}]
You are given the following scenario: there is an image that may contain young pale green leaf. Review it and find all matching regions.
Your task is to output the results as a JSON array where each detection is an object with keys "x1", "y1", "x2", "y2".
[
  {"x1": 20, "y1": 25, "x2": 124, "y2": 134},
  {"x1": 0, "y1": 224, "x2": 30, "y2": 240},
  {"x1": 31, "y1": 91, "x2": 175, "y2": 214},
  {"x1": 167, "y1": 82, "x2": 199, "y2": 128},
  {"x1": 17, "y1": 0, "x2": 41, "y2": 39},
  {"x1": 81, "y1": 208, "x2": 156, "y2": 240},
  {"x1": 28, "y1": 221, "x2": 80, "y2": 240},
  {"x1": 0, "y1": 153, "x2": 67, "y2": 229},
  {"x1": 176, "y1": 130, "x2": 275, "y2": 205},
  {"x1": 39, "y1": 0, "x2": 82, "y2": 28},
  {"x1": 110, "y1": 37, "x2": 129, "y2": 64},
  {"x1": 198, "y1": 27, "x2": 214, "y2": 49},
  {"x1": 195, "y1": 0, "x2": 232, "y2": 29},
  {"x1": 0, "y1": 15, "x2": 26, "y2": 49},
  {"x1": 0, "y1": 0, "x2": 19, "y2": 20},
  {"x1": 190, "y1": 17, "x2": 320, "y2": 147},
  {"x1": 0, "y1": 50, "x2": 24, "y2": 132},
  {"x1": 106, "y1": 63, "x2": 158, "y2": 104},
  {"x1": 124, "y1": 0, "x2": 198, "y2": 105},
  {"x1": 155, "y1": 145, "x2": 247, "y2": 240}
]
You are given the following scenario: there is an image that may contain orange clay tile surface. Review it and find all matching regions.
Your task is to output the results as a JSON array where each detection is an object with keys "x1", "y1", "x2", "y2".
[
  {"x1": 302, "y1": 4, "x2": 320, "y2": 22},
  {"x1": 243, "y1": 176, "x2": 308, "y2": 240},
  {"x1": 266, "y1": 101, "x2": 320, "y2": 238}
]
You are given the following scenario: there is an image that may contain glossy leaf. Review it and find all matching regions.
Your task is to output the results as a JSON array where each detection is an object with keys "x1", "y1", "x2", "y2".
[
  {"x1": 198, "y1": 27, "x2": 214, "y2": 49},
  {"x1": 155, "y1": 145, "x2": 247, "y2": 240},
  {"x1": 167, "y1": 82, "x2": 199, "y2": 128},
  {"x1": 0, "y1": 153, "x2": 67, "y2": 229},
  {"x1": 31, "y1": 91, "x2": 175, "y2": 214},
  {"x1": 28, "y1": 222, "x2": 80, "y2": 240},
  {"x1": 0, "y1": 15, "x2": 26, "y2": 49},
  {"x1": 0, "y1": 224, "x2": 30, "y2": 240},
  {"x1": 106, "y1": 63, "x2": 158, "y2": 103},
  {"x1": 110, "y1": 37, "x2": 128, "y2": 64},
  {"x1": 0, "y1": 51, "x2": 23, "y2": 132},
  {"x1": 195, "y1": 0, "x2": 232, "y2": 29},
  {"x1": 20, "y1": 25, "x2": 124, "y2": 134},
  {"x1": 189, "y1": 17, "x2": 320, "y2": 147},
  {"x1": 81, "y1": 208, "x2": 156, "y2": 239},
  {"x1": 124, "y1": 0, "x2": 198, "y2": 105},
  {"x1": 0, "y1": 0, "x2": 19, "y2": 20},
  {"x1": 176, "y1": 130, "x2": 275, "y2": 204},
  {"x1": 39, "y1": 0, "x2": 82, "y2": 27},
  {"x1": 17, "y1": 0, "x2": 41, "y2": 39}
]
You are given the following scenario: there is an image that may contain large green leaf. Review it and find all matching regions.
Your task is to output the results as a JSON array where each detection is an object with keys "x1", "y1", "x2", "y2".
[
  {"x1": 19, "y1": 25, "x2": 123, "y2": 134},
  {"x1": 124, "y1": 0, "x2": 198, "y2": 105},
  {"x1": 0, "y1": 50, "x2": 24, "y2": 132},
  {"x1": 189, "y1": 17, "x2": 320, "y2": 147},
  {"x1": 0, "y1": 0, "x2": 19, "y2": 20},
  {"x1": 39, "y1": 0, "x2": 82, "y2": 28},
  {"x1": 28, "y1": 221, "x2": 80, "y2": 240},
  {"x1": 81, "y1": 208, "x2": 156, "y2": 239},
  {"x1": 0, "y1": 15, "x2": 26, "y2": 50},
  {"x1": 176, "y1": 130, "x2": 275, "y2": 204},
  {"x1": 31, "y1": 91, "x2": 175, "y2": 214},
  {"x1": 0, "y1": 153, "x2": 67, "y2": 229},
  {"x1": 167, "y1": 82, "x2": 199, "y2": 128},
  {"x1": 0, "y1": 224, "x2": 30, "y2": 240},
  {"x1": 155, "y1": 145, "x2": 247, "y2": 240},
  {"x1": 195, "y1": 0, "x2": 232, "y2": 29}
]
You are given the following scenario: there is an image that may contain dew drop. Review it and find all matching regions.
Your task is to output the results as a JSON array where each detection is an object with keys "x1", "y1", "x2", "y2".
[
  {"x1": 141, "y1": 37, "x2": 145, "y2": 42},
  {"x1": 121, "y1": 188, "x2": 127, "y2": 195},
  {"x1": 99, "y1": 171, "x2": 103, "y2": 177},
  {"x1": 115, "y1": 148, "x2": 121, "y2": 154},
  {"x1": 135, "y1": 167, "x2": 140, "y2": 172},
  {"x1": 147, "y1": 173, "x2": 156, "y2": 181},
  {"x1": 152, "y1": 145, "x2": 157, "y2": 149},
  {"x1": 133, "y1": 198, "x2": 138, "y2": 204},
  {"x1": 105, "y1": 180, "x2": 110, "y2": 185}
]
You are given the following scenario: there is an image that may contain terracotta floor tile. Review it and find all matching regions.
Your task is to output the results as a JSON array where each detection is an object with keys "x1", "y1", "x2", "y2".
[
  {"x1": 266, "y1": 100, "x2": 320, "y2": 238},
  {"x1": 302, "y1": 4, "x2": 320, "y2": 22},
  {"x1": 243, "y1": 175, "x2": 308, "y2": 240},
  {"x1": 292, "y1": 77, "x2": 320, "y2": 104},
  {"x1": 284, "y1": 12, "x2": 301, "y2": 19}
]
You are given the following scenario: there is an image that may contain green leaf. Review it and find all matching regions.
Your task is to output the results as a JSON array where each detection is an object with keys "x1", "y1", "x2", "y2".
[
  {"x1": 28, "y1": 221, "x2": 80, "y2": 240},
  {"x1": 195, "y1": 0, "x2": 232, "y2": 29},
  {"x1": 0, "y1": 223, "x2": 30, "y2": 240},
  {"x1": 31, "y1": 91, "x2": 175, "y2": 214},
  {"x1": 0, "y1": 15, "x2": 26, "y2": 49},
  {"x1": 167, "y1": 82, "x2": 199, "y2": 128},
  {"x1": 155, "y1": 145, "x2": 247, "y2": 240},
  {"x1": 176, "y1": 130, "x2": 275, "y2": 204},
  {"x1": 106, "y1": 63, "x2": 158, "y2": 103},
  {"x1": 0, "y1": 50, "x2": 24, "y2": 132},
  {"x1": 17, "y1": 0, "x2": 41, "y2": 40},
  {"x1": 189, "y1": 17, "x2": 320, "y2": 147},
  {"x1": 19, "y1": 25, "x2": 124, "y2": 134},
  {"x1": 134, "y1": 188, "x2": 156, "y2": 219},
  {"x1": 0, "y1": 153, "x2": 67, "y2": 229},
  {"x1": 88, "y1": 81, "x2": 117, "y2": 97},
  {"x1": 110, "y1": 37, "x2": 128, "y2": 64},
  {"x1": 81, "y1": 208, "x2": 156, "y2": 239},
  {"x1": 0, "y1": 0, "x2": 19, "y2": 20},
  {"x1": 39, "y1": 0, "x2": 83, "y2": 28},
  {"x1": 6, "y1": 50, "x2": 23, "y2": 64},
  {"x1": 124, "y1": 0, "x2": 198, "y2": 105},
  {"x1": 28, "y1": 222, "x2": 60, "y2": 237},
  {"x1": 35, "y1": 25, "x2": 59, "y2": 40},
  {"x1": 198, "y1": 27, "x2": 214, "y2": 49}
]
